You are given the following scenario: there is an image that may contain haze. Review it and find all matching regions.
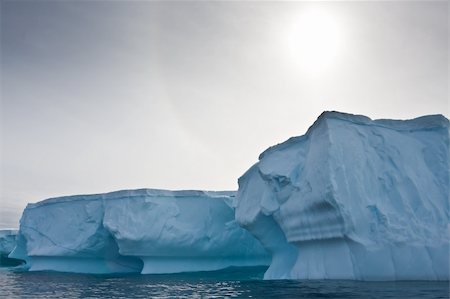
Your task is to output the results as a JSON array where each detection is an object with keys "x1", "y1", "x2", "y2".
[{"x1": 1, "y1": 1, "x2": 448, "y2": 228}]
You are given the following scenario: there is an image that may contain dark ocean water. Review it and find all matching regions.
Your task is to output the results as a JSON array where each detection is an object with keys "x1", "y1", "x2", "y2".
[{"x1": 0, "y1": 266, "x2": 448, "y2": 299}]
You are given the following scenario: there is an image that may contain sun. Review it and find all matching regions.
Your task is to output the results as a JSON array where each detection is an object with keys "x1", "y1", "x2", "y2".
[{"x1": 285, "y1": 8, "x2": 343, "y2": 75}]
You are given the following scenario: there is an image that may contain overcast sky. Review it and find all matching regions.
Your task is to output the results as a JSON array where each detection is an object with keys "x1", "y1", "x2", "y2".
[{"x1": 1, "y1": 1, "x2": 448, "y2": 228}]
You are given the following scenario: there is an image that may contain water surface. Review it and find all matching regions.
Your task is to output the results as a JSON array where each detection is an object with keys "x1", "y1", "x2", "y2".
[{"x1": 0, "y1": 267, "x2": 448, "y2": 298}]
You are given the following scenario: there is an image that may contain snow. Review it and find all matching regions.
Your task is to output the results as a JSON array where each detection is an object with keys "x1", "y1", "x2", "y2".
[
  {"x1": 235, "y1": 111, "x2": 449, "y2": 280},
  {"x1": 9, "y1": 189, "x2": 269, "y2": 274}
]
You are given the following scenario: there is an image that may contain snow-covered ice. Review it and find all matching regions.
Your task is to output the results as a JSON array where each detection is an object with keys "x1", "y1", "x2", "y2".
[
  {"x1": 235, "y1": 111, "x2": 449, "y2": 280},
  {"x1": 10, "y1": 189, "x2": 269, "y2": 274}
]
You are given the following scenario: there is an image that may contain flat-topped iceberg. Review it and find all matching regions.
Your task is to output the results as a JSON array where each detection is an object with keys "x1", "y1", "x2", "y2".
[
  {"x1": 235, "y1": 111, "x2": 449, "y2": 280},
  {"x1": 10, "y1": 189, "x2": 269, "y2": 274}
]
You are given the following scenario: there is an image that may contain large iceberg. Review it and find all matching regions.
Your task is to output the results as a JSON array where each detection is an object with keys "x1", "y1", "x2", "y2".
[
  {"x1": 235, "y1": 111, "x2": 449, "y2": 280},
  {"x1": 10, "y1": 189, "x2": 269, "y2": 274}
]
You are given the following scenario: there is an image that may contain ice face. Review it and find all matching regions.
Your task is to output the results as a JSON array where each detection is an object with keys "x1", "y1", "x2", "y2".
[
  {"x1": 0, "y1": 229, "x2": 23, "y2": 266},
  {"x1": 235, "y1": 111, "x2": 449, "y2": 280},
  {"x1": 0, "y1": 230, "x2": 17, "y2": 255},
  {"x1": 9, "y1": 189, "x2": 269, "y2": 274}
]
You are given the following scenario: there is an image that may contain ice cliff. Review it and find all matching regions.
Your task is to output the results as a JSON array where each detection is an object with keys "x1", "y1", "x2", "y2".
[
  {"x1": 235, "y1": 111, "x2": 449, "y2": 280},
  {"x1": 0, "y1": 229, "x2": 17, "y2": 256},
  {"x1": 10, "y1": 189, "x2": 269, "y2": 274},
  {"x1": 0, "y1": 229, "x2": 23, "y2": 266}
]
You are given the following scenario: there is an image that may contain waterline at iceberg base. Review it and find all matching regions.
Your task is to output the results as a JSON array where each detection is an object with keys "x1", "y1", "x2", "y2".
[
  {"x1": 8, "y1": 111, "x2": 449, "y2": 281},
  {"x1": 9, "y1": 190, "x2": 269, "y2": 274},
  {"x1": 0, "y1": 230, "x2": 22, "y2": 267},
  {"x1": 235, "y1": 111, "x2": 449, "y2": 280}
]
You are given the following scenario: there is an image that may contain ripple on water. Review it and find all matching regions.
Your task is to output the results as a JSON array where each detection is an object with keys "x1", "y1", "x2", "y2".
[{"x1": 0, "y1": 267, "x2": 448, "y2": 299}]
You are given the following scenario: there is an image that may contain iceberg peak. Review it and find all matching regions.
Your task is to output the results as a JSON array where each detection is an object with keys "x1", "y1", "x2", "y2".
[{"x1": 259, "y1": 111, "x2": 449, "y2": 160}]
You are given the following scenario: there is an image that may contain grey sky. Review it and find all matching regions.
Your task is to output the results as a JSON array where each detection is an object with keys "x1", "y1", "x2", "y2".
[{"x1": 0, "y1": 1, "x2": 448, "y2": 228}]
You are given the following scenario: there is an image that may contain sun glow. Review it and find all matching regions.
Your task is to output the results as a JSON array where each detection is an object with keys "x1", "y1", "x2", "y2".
[{"x1": 285, "y1": 8, "x2": 344, "y2": 75}]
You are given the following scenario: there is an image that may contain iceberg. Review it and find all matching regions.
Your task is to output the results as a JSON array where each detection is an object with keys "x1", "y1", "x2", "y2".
[
  {"x1": 0, "y1": 229, "x2": 23, "y2": 266},
  {"x1": 10, "y1": 189, "x2": 269, "y2": 274},
  {"x1": 235, "y1": 111, "x2": 449, "y2": 280},
  {"x1": 0, "y1": 229, "x2": 17, "y2": 256}
]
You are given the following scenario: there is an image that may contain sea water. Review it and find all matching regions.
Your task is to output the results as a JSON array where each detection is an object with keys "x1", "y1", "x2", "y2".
[{"x1": 0, "y1": 266, "x2": 448, "y2": 298}]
